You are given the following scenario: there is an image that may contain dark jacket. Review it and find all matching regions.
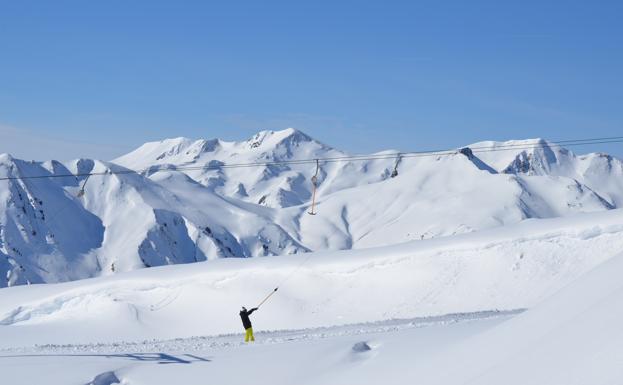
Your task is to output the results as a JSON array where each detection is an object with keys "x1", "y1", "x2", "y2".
[{"x1": 240, "y1": 308, "x2": 257, "y2": 329}]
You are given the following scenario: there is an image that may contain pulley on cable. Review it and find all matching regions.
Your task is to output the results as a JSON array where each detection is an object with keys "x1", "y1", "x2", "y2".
[
  {"x1": 391, "y1": 153, "x2": 402, "y2": 178},
  {"x1": 76, "y1": 175, "x2": 91, "y2": 198},
  {"x1": 253, "y1": 249, "x2": 315, "y2": 309},
  {"x1": 308, "y1": 159, "x2": 320, "y2": 215}
]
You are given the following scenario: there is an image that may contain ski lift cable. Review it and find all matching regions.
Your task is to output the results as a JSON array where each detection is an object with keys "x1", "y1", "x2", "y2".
[
  {"x1": 141, "y1": 137, "x2": 623, "y2": 177},
  {"x1": 1, "y1": 138, "x2": 621, "y2": 180},
  {"x1": 255, "y1": 250, "x2": 317, "y2": 309},
  {"x1": 0, "y1": 136, "x2": 622, "y2": 182},
  {"x1": 144, "y1": 137, "x2": 623, "y2": 172}
]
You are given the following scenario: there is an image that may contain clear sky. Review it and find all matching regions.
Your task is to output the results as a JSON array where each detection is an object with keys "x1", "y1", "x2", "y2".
[{"x1": 1, "y1": 0, "x2": 622, "y2": 160}]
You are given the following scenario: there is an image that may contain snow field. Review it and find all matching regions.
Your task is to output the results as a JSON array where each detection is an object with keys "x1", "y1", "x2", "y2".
[
  {"x1": 1, "y1": 130, "x2": 622, "y2": 384},
  {"x1": 0, "y1": 209, "x2": 620, "y2": 348},
  {"x1": 0, "y1": 312, "x2": 515, "y2": 385}
]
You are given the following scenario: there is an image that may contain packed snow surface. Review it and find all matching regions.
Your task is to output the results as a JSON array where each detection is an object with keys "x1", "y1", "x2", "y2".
[
  {"x1": 0, "y1": 312, "x2": 517, "y2": 385},
  {"x1": 1, "y1": 244, "x2": 622, "y2": 384}
]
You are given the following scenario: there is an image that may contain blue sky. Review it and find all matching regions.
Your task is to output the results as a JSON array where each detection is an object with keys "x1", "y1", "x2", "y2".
[{"x1": 1, "y1": 0, "x2": 622, "y2": 160}]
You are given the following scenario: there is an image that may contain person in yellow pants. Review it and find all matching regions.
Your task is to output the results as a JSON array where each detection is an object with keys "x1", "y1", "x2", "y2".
[
  {"x1": 240, "y1": 306, "x2": 258, "y2": 342},
  {"x1": 245, "y1": 327, "x2": 255, "y2": 342}
]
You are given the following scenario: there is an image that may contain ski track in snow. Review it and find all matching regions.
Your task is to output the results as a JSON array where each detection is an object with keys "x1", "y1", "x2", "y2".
[{"x1": 0, "y1": 310, "x2": 522, "y2": 355}]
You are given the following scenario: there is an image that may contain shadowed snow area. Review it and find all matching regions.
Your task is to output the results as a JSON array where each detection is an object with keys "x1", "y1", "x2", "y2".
[
  {"x1": 351, "y1": 341, "x2": 372, "y2": 352},
  {"x1": 85, "y1": 371, "x2": 120, "y2": 385}
]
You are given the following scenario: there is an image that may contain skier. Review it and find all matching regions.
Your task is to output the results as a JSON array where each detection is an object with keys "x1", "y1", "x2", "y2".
[{"x1": 240, "y1": 306, "x2": 258, "y2": 342}]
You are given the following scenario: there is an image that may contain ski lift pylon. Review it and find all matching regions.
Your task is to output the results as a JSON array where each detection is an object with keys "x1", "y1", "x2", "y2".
[
  {"x1": 308, "y1": 159, "x2": 320, "y2": 215},
  {"x1": 391, "y1": 153, "x2": 402, "y2": 178},
  {"x1": 76, "y1": 174, "x2": 91, "y2": 198}
]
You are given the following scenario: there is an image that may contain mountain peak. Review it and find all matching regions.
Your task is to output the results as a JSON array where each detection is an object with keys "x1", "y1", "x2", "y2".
[
  {"x1": 246, "y1": 128, "x2": 315, "y2": 149},
  {"x1": 0, "y1": 153, "x2": 15, "y2": 163}
]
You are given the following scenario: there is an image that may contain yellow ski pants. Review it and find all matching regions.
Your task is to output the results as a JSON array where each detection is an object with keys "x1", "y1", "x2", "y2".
[{"x1": 245, "y1": 327, "x2": 255, "y2": 342}]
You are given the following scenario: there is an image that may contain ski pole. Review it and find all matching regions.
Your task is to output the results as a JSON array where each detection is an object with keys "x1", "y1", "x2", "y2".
[{"x1": 257, "y1": 287, "x2": 278, "y2": 308}]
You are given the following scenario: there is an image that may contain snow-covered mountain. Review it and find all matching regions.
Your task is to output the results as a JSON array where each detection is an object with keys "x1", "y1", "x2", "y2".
[{"x1": 1, "y1": 128, "x2": 622, "y2": 287}]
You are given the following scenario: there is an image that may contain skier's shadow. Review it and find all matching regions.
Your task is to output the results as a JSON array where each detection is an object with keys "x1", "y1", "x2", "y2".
[
  {"x1": 107, "y1": 353, "x2": 212, "y2": 364},
  {"x1": 0, "y1": 353, "x2": 211, "y2": 365}
]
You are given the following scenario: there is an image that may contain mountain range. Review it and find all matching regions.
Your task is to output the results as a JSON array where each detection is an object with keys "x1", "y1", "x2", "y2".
[{"x1": 1, "y1": 128, "x2": 621, "y2": 287}]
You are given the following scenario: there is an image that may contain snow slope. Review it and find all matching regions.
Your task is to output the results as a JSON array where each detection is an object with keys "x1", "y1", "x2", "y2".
[
  {"x1": 1, "y1": 129, "x2": 622, "y2": 287},
  {"x1": 0, "y1": 313, "x2": 514, "y2": 385},
  {"x1": 1, "y1": 218, "x2": 622, "y2": 384},
  {"x1": 0, "y1": 209, "x2": 621, "y2": 348},
  {"x1": 0, "y1": 155, "x2": 104, "y2": 286},
  {"x1": 421, "y1": 249, "x2": 623, "y2": 385},
  {"x1": 0, "y1": 156, "x2": 309, "y2": 287}
]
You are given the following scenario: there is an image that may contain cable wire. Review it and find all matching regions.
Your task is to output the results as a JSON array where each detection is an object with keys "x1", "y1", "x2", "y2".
[{"x1": 0, "y1": 136, "x2": 621, "y2": 182}]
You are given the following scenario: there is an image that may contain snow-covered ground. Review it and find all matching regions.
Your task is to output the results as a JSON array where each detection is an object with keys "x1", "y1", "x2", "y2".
[
  {"x1": 1, "y1": 130, "x2": 622, "y2": 383},
  {"x1": 0, "y1": 209, "x2": 621, "y2": 345},
  {"x1": 1, "y1": 244, "x2": 621, "y2": 384},
  {"x1": 0, "y1": 312, "x2": 517, "y2": 385},
  {"x1": 0, "y1": 208, "x2": 622, "y2": 384}
]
